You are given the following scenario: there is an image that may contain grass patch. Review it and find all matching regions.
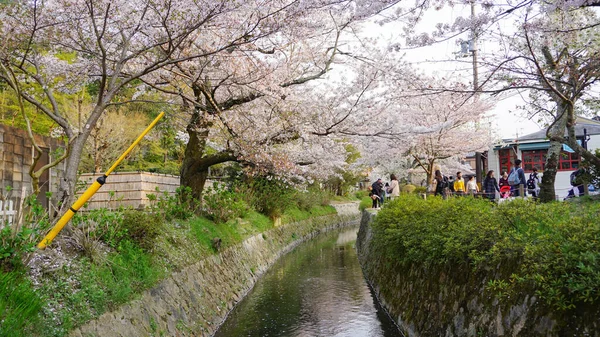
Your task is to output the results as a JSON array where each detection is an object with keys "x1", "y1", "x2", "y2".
[
  {"x1": 359, "y1": 196, "x2": 372, "y2": 211},
  {"x1": 13, "y1": 179, "x2": 350, "y2": 337},
  {"x1": 281, "y1": 205, "x2": 336, "y2": 224},
  {"x1": 0, "y1": 271, "x2": 43, "y2": 337},
  {"x1": 373, "y1": 195, "x2": 600, "y2": 311}
]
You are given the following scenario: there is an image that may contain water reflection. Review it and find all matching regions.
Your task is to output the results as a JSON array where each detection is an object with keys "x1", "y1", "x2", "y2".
[{"x1": 213, "y1": 228, "x2": 401, "y2": 337}]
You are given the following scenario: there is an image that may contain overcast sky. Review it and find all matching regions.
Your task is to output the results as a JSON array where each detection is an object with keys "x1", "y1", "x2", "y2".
[{"x1": 363, "y1": 2, "x2": 543, "y2": 140}]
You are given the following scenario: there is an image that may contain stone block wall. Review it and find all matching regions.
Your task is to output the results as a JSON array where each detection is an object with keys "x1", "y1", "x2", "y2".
[{"x1": 70, "y1": 208, "x2": 361, "y2": 337}]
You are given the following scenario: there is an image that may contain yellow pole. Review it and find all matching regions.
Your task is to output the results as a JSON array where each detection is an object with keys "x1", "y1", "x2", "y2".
[{"x1": 37, "y1": 112, "x2": 165, "y2": 249}]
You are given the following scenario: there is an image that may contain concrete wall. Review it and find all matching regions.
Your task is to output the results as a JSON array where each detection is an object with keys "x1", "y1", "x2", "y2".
[
  {"x1": 356, "y1": 211, "x2": 599, "y2": 337},
  {"x1": 70, "y1": 207, "x2": 360, "y2": 337}
]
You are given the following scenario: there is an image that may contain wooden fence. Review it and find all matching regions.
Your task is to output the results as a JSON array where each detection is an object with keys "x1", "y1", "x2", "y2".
[
  {"x1": 77, "y1": 172, "x2": 180, "y2": 210},
  {"x1": 0, "y1": 199, "x2": 15, "y2": 227}
]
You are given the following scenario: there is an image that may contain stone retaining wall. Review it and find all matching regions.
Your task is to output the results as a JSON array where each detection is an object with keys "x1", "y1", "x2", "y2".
[
  {"x1": 356, "y1": 211, "x2": 599, "y2": 337},
  {"x1": 70, "y1": 209, "x2": 360, "y2": 337}
]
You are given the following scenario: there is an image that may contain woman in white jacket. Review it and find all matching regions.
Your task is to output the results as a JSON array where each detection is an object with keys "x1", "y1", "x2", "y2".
[{"x1": 388, "y1": 174, "x2": 400, "y2": 200}]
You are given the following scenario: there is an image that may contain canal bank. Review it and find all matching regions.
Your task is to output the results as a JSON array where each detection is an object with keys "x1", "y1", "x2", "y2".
[
  {"x1": 356, "y1": 210, "x2": 599, "y2": 337},
  {"x1": 70, "y1": 203, "x2": 360, "y2": 337},
  {"x1": 214, "y1": 226, "x2": 401, "y2": 337}
]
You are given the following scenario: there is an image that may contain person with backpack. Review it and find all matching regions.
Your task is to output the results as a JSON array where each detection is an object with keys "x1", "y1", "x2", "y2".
[
  {"x1": 508, "y1": 159, "x2": 527, "y2": 197},
  {"x1": 526, "y1": 167, "x2": 541, "y2": 198}
]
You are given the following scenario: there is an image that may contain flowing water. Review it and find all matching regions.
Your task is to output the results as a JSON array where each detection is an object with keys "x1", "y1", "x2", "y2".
[{"x1": 213, "y1": 227, "x2": 402, "y2": 337}]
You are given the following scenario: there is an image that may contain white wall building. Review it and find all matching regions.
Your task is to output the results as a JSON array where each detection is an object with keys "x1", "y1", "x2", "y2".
[{"x1": 488, "y1": 117, "x2": 600, "y2": 199}]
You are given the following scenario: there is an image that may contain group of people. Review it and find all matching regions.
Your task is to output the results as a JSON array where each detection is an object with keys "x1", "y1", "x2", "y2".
[
  {"x1": 434, "y1": 159, "x2": 542, "y2": 201},
  {"x1": 369, "y1": 174, "x2": 400, "y2": 208},
  {"x1": 433, "y1": 170, "x2": 480, "y2": 197}
]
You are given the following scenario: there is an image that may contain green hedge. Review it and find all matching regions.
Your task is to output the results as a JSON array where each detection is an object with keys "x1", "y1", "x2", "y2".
[{"x1": 373, "y1": 195, "x2": 600, "y2": 311}]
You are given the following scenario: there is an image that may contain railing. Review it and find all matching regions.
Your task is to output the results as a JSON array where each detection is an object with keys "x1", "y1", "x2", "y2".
[{"x1": 0, "y1": 200, "x2": 16, "y2": 227}]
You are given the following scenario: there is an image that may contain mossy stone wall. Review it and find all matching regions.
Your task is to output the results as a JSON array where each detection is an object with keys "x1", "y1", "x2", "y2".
[
  {"x1": 357, "y1": 211, "x2": 599, "y2": 337},
  {"x1": 70, "y1": 211, "x2": 359, "y2": 337}
]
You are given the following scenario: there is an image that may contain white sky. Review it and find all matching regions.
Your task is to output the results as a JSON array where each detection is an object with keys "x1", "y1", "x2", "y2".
[{"x1": 361, "y1": 2, "x2": 542, "y2": 140}]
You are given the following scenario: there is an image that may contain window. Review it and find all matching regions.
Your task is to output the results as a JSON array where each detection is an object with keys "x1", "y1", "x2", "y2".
[
  {"x1": 559, "y1": 152, "x2": 580, "y2": 170},
  {"x1": 522, "y1": 150, "x2": 546, "y2": 172},
  {"x1": 521, "y1": 150, "x2": 580, "y2": 172},
  {"x1": 498, "y1": 148, "x2": 516, "y2": 174}
]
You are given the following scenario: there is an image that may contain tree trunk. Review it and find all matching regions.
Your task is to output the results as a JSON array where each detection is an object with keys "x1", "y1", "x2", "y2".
[
  {"x1": 57, "y1": 135, "x2": 86, "y2": 210},
  {"x1": 426, "y1": 159, "x2": 435, "y2": 191},
  {"x1": 539, "y1": 104, "x2": 568, "y2": 202},
  {"x1": 180, "y1": 111, "x2": 237, "y2": 200}
]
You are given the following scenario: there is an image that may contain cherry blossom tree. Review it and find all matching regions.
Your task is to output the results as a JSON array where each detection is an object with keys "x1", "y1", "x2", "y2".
[
  {"x1": 0, "y1": 0, "x2": 407, "y2": 206},
  {"x1": 370, "y1": 83, "x2": 493, "y2": 188},
  {"x1": 378, "y1": 1, "x2": 600, "y2": 201}
]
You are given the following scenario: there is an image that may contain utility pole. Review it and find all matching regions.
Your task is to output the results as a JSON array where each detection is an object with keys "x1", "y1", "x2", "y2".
[
  {"x1": 471, "y1": 1, "x2": 479, "y2": 93},
  {"x1": 470, "y1": 1, "x2": 484, "y2": 186}
]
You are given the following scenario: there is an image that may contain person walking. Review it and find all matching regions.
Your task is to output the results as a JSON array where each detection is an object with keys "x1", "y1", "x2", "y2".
[
  {"x1": 508, "y1": 159, "x2": 527, "y2": 197},
  {"x1": 453, "y1": 171, "x2": 465, "y2": 196},
  {"x1": 526, "y1": 167, "x2": 541, "y2": 198},
  {"x1": 483, "y1": 170, "x2": 500, "y2": 201},
  {"x1": 388, "y1": 174, "x2": 400, "y2": 200},
  {"x1": 466, "y1": 176, "x2": 479, "y2": 196}
]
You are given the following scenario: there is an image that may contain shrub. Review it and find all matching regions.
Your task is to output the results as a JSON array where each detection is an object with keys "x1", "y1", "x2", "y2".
[
  {"x1": 121, "y1": 210, "x2": 163, "y2": 251},
  {"x1": 413, "y1": 186, "x2": 427, "y2": 194},
  {"x1": 202, "y1": 183, "x2": 250, "y2": 223},
  {"x1": 243, "y1": 177, "x2": 296, "y2": 219},
  {"x1": 295, "y1": 187, "x2": 331, "y2": 211},
  {"x1": 373, "y1": 195, "x2": 600, "y2": 310},
  {"x1": 71, "y1": 208, "x2": 124, "y2": 255},
  {"x1": 154, "y1": 186, "x2": 200, "y2": 220},
  {"x1": 400, "y1": 184, "x2": 416, "y2": 194}
]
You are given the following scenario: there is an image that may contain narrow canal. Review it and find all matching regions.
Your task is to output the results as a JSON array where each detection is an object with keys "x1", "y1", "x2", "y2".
[{"x1": 213, "y1": 227, "x2": 402, "y2": 337}]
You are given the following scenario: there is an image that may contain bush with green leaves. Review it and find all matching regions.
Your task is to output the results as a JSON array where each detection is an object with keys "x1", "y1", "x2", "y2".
[
  {"x1": 242, "y1": 177, "x2": 297, "y2": 219},
  {"x1": 121, "y1": 210, "x2": 163, "y2": 251},
  {"x1": 152, "y1": 186, "x2": 200, "y2": 221},
  {"x1": 295, "y1": 186, "x2": 331, "y2": 211},
  {"x1": 373, "y1": 195, "x2": 600, "y2": 311},
  {"x1": 202, "y1": 183, "x2": 250, "y2": 223}
]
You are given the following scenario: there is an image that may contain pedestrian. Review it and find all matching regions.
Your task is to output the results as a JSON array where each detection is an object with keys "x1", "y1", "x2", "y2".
[
  {"x1": 433, "y1": 170, "x2": 449, "y2": 198},
  {"x1": 526, "y1": 167, "x2": 541, "y2": 198},
  {"x1": 570, "y1": 167, "x2": 586, "y2": 196},
  {"x1": 483, "y1": 170, "x2": 500, "y2": 201},
  {"x1": 371, "y1": 178, "x2": 384, "y2": 209},
  {"x1": 388, "y1": 174, "x2": 400, "y2": 200},
  {"x1": 498, "y1": 171, "x2": 509, "y2": 189},
  {"x1": 466, "y1": 176, "x2": 479, "y2": 196},
  {"x1": 453, "y1": 171, "x2": 465, "y2": 196},
  {"x1": 508, "y1": 159, "x2": 526, "y2": 197}
]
